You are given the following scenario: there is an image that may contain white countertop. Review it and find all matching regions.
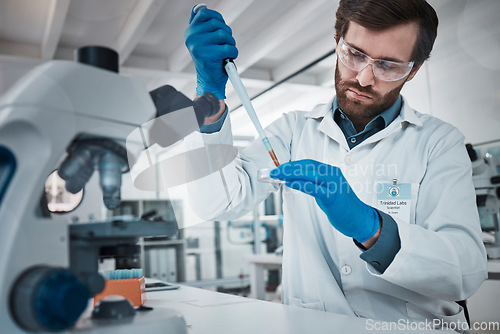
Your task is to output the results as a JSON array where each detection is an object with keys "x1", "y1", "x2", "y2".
[
  {"x1": 142, "y1": 285, "x2": 451, "y2": 334},
  {"x1": 487, "y1": 259, "x2": 500, "y2": 272}
]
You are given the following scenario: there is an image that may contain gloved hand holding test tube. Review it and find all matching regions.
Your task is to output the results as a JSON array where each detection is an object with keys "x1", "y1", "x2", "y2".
[{"x1": 192, "y1": 4, "x2": 280, "y2": 167}]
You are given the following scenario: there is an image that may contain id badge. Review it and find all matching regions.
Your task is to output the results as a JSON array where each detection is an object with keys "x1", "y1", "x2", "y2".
[{"x1": 377, "y1": 179, "x2": 411, "y2": 222}]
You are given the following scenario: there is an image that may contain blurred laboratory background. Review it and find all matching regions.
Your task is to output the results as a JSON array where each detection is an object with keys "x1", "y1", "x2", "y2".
[{"x1": 0, "y1": 0, "x2": 499, "y2": 330}]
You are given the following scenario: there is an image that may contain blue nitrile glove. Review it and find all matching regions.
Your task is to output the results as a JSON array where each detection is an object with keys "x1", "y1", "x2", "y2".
[
  {"x1": 270, "y1": 159, "x2": 380, "y2": 243},
  {"x1": 184, "y1": 6, "x2": 238, "y2": 100}
]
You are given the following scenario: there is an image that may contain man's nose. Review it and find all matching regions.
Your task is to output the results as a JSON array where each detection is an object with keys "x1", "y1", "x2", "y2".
[{"x1": 356, "y1": 63, "x2": 375, "y2": 87}]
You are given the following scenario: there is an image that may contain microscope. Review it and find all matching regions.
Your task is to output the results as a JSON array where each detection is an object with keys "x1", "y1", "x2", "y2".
[
  {"x1": 467, "y1": 143, "x2": 500, "y2": 259},
  {"x1": 0, "y1": 47, "x2": 219, "y2": 333}
]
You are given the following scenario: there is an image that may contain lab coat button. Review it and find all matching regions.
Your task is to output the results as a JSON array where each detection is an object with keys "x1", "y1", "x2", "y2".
[
  {"x1": 350, "y1": 138, "x2": 357, "y2": 144},
  {"x1": 345, "y1": 156, "x2": 352, "y2": 165},
  {"x1": 341, "y1": 265, "x2": 352, "y2": 275}
]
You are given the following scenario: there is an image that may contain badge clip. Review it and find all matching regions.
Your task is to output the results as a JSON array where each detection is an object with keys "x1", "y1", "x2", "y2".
[{"x1": 389, "y1": 178, "x2": 399, "y2": 197}]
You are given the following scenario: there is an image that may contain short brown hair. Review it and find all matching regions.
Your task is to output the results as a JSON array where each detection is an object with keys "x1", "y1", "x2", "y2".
[{"x1": 335, "y1": 0, "x2": 438, "y2": 66}]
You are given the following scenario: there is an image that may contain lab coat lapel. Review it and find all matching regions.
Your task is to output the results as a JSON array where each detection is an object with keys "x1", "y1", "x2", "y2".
[
  {"x1": 355, "y1": 116, "x2": 403, "y2": 147},
  {"x1": 348, "y1": 97, "x2": 424, "y2": 148},
  {"x1": 306, "y1": 96, "x2": 423, "y2": 151},
  {"x1": 306, "y1": 99, "x2": 350, "y2": 151}
]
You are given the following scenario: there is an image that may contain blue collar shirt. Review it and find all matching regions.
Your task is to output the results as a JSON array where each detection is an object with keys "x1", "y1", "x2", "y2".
[{"x1": 333, "y1": 95, "x2": 402, "y2": 149}]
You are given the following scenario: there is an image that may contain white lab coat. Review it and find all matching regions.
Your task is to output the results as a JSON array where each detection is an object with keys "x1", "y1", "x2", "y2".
[{"x1": 186, "y1": 96, "x2": 487, "y2": 328}]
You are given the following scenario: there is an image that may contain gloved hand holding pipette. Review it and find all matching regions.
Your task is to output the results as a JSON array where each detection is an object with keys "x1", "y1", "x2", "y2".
[
  {"x1": 184, "y1": 5, "x2": 238, "y2": 100},
  {"x1": 185, "y1": 4, "x2": 281, "y2": 167}
]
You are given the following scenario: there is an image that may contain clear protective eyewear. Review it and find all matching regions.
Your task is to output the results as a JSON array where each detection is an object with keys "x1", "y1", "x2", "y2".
[{"x1": 337, "y1": 36, "x2": 414, "y2": 82}]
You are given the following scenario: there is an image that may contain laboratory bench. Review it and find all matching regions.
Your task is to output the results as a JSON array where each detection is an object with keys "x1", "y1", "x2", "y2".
[
  {"x1": 117, "y1": 284, "x2": 451, "y2": 334},
  {"x1": 468, "y1": 259, "x2": 500, "y2": 326},
  {"x1": 246, "y1": 253, "x2": 283, "y2": 300}
]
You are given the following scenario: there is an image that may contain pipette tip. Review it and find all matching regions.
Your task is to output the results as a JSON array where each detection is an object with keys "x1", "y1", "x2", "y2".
[{"x1": 268, "y1": 149, "x2": 280, "y2": 167}]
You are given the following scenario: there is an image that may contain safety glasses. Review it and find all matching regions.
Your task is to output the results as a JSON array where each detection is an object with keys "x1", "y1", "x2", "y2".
[{"x1": 337, "y1": 36, "x2": 414, "y2": 82}]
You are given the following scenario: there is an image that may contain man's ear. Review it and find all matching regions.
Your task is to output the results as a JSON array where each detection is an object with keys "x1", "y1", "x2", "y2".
[{"x1": 407, "y1": 62, "x2": 424, "y2": 82}]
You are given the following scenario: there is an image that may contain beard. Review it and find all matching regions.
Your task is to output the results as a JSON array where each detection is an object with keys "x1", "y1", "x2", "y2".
[{"x1": 334, "y1": 63, "x2": 405, "y2": 128}]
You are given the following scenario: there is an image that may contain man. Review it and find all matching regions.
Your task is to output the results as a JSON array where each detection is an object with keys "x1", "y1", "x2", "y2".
[{"x1": 184, "y1": 0, "x2": 487, "y2": 329}]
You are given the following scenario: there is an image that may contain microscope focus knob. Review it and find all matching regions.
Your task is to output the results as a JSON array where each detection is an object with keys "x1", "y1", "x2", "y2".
[
  {"x1": 10, "y1": 266, "x2": 90, "y2": 332},
  {"x1": 92, "y1": 296, "x2": 136, "y2": 320}
]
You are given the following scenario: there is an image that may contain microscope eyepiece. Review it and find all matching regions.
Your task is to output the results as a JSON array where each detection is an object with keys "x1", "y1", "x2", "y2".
[{"x1": 58, "y1": 139, "x2": 128, "y2": 210}]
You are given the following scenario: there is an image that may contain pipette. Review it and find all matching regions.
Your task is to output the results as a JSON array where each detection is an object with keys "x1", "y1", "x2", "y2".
[
  {"x1": 223, "y1": 59, "x2": 280, "y2": 166},
  {"x1": 193, "y1": 4, "x2": 280, "y2": 167}
]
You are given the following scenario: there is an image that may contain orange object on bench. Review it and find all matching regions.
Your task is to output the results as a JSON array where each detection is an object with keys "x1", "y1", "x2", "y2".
[{"x1": 93, "y1": 276, "x2": 146, "y2": 307}]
